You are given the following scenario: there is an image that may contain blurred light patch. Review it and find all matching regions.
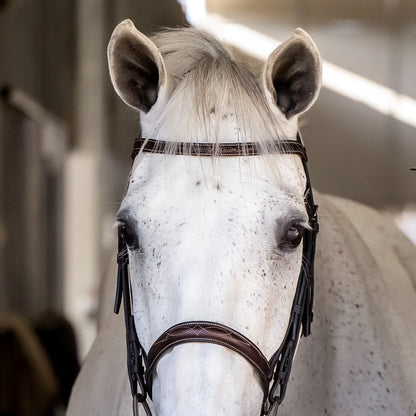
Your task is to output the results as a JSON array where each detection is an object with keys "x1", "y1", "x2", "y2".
[
  {"x1": 196, "y1": 14, "x2": 416, "y2": 129},
  {"x1": 324, "y1": 62, "x2": 416, "y2": 128},
  {"x1": 200, "y1": 15, "x2": 279, "y2": 60},
  {"x1": 178, "y1": 0, "x2": 206, "y2": 26},
  {"x1": 388, "y1": 207, "x2": 416, "y2": 246}
]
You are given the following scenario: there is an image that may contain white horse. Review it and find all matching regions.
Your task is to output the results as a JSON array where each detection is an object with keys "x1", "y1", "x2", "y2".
[{"x1": 68, "y1": 20, "x2": 416, "y2": 416}]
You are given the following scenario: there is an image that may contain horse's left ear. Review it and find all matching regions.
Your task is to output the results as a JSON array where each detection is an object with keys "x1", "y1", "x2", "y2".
[
  {"x1": 107, "y1": 19, "x2": 170, "y2": 113},
  {"x1": 264, "y1": 28, "x2": 322, "y2": 118}
]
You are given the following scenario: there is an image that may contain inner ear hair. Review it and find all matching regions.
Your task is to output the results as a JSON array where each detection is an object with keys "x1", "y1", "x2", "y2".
[
  {"x1": 267, "y1": 29, "x2": 321, "y2": 119},
  {"x1": 274, "y1": 41, "x2": 319, "y2": 118}
]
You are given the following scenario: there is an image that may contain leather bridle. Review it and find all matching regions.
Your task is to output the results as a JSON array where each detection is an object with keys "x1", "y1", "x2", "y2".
[{"x1": 114, "y1": 133, "x2": 319, "y2": 416}]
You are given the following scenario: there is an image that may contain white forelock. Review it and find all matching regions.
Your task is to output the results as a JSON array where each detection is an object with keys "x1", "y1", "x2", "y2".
[{"x1": 140, "y1": 28, "x2": 297, "y2": 146}]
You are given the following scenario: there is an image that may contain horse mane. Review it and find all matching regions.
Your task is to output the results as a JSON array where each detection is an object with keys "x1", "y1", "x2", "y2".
[{"x1": 147, "y1": 28, "x2": 291, "y2": 150}]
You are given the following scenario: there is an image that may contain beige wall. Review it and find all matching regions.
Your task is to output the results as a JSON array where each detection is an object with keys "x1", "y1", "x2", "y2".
[{"x1": 207, "y1": 0, "x2": 416, "y2": 21}]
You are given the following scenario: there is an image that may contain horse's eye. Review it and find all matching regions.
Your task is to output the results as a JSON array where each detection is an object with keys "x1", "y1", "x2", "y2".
[
  {"x1": 279, "y1": 223, "x2": 305, "y2": 250},
  {"x1": 118, "y1": 221, "x2": 138, "y2": 249}
]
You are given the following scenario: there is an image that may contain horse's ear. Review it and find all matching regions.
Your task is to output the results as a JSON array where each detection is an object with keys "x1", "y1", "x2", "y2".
[
  {"x1": 107, "y1": 19, "x2": 168, "y2": 112},
  {"x1": 264, "y1": 28, "x2": 322, "y2": 118}
]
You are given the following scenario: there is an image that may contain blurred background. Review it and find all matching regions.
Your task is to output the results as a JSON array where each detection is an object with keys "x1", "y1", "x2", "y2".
[{"x1": 0, "y1": 0, "x2": 415, "y2": 414}]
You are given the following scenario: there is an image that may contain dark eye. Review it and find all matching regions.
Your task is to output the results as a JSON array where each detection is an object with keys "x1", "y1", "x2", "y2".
[
  {"x1": 279, "y1": 222, "x2": 305, "y2": 250},
  {"x1": 118, "y1": 221, "x2": 138, "y2": 249}
]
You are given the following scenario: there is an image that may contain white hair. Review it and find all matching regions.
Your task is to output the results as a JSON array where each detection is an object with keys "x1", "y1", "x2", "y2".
[{"x1": 143, "y1": 28, "x2": 293, "y2": 155}]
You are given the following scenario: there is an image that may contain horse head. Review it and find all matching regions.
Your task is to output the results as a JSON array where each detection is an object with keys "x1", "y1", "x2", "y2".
[{"x1": 108, "y1": 19, "x2": 321, "y2": 416}]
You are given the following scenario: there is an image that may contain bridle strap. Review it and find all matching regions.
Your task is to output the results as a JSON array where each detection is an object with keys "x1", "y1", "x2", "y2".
[
  {"x1": 131, "y1": 138, "x2": 307, "y2": 160},
  {"x1": 115, "y1": 132, "x2": 318, "y2": 416},
  {"x1": 266, "y1": 207, "x2": 317, "y2": 410},
  {"x1": 146, "y1": 321, "x2": 271, "y2": 397},
  {"x1": 115, "y1": 234, "x2": 152, "y2": 416}
]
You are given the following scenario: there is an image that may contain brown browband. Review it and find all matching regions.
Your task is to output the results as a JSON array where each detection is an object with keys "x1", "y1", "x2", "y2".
[
  {"x1": 146, "y1": 321, "x2": 271, "y2": 394},
  {"x1": 131, "y1": 138, "x2": 307, "y2": 161}
]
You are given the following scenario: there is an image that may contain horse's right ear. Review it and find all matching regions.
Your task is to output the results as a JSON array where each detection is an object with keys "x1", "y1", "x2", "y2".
[{"x1": 107, "y1": 19, "x2": 169, "y2": 113}]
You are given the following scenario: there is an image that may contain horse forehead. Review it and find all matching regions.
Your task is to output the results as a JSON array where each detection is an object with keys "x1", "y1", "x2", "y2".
[{"x1": 125, "y1": 155, "x2": 306, "y2": 217}]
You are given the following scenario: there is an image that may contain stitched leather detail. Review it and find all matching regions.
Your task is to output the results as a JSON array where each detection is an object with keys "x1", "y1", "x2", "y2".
[
  {"x1": 146, "y1": 321, "x2": 271, "y2": 393},
  {"x1": 131, "y1": 138, "x2": 307, "y2": 161}
]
